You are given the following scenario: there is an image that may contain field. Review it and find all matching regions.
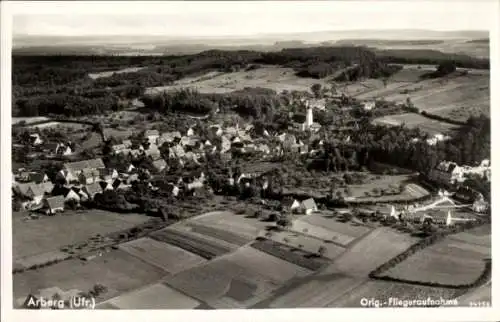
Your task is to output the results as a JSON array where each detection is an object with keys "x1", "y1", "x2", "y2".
[
  {"x1": 448, "y1": 224, "x2": 491, "y2": 247},
  {"x1": 145, "y1": 66, "x2": 333, "y2": 95},
  {"x1": 118, "y1": 237, "x2": 207, "y2": 275},
  {"x1": 88, "y1": 67, "x2": 146, "y2": 80},
  {"x1": 258, "y1": 273, "x2": 366, "y2": 308},
  {"x1": 164, "y1": 246, "x2": 311, "y2": 308},
  {"x1": 372, "y1": 113, "x2": 459, "y2": 135},
  {"x1": 383, "y1": 232, "x2": 491, "y2": 285},
  {"x1": 13, "y1": 210, "x2": 149, "y2": 264},
  {"x1": 103, "y1": 283, "x2": 201, "y2": 309},
  {"x1": 291, "y1": 214, "x2": 372, "y2": 247},
  {"x1": 321, "y1": 227, "x2": 418, "y2": 277},
  {"x1": 12, "y1": 116, "x2": 50, "y2": 125},
  {"x1": 251, "y1": 239, "x2": 330, "y2": 271},
  {"x1": 326, "y1": 280, "x2": 459, "y2": 307},
  {"x1": 187, "y1": 210, "x2": 271, "y2": 239},
  {"x1": 150, "y1": 227, "x2": 237, "y2": 260},
  {"x1": 13, "y1": 249, "x2": 167, "y2": 307},
  {"x1": 260, "y1": 230, "x2": 346, "y2": 260},
  {"x1": 355, "y1": 66, "x2": 489, "y2": 122}
]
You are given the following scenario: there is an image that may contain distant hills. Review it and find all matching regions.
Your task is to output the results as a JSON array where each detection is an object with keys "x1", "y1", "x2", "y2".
[{"x1": 13, "y1": 29, "x2": 489, "y2": 57}]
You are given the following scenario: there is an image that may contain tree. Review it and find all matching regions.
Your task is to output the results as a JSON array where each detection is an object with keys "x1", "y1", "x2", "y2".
[
  {"x1": 276, "y1": 217, "x2": 292, "y2": 230},
  {"x1": 317, "y1": 245, "x2": 327, "y2": 257},
  {"x1": 311, "y1": 83, "x2": 322, "y2": 98}
]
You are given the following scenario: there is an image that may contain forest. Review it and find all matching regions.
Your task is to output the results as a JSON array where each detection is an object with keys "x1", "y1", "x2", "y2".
[{"x1": 13, "y1": 45, "x2": 489, "y2": 117}]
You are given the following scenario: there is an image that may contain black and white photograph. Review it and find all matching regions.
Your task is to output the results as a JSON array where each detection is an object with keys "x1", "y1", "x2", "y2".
[{"x1": 1, "y1": 0, "x2": 497, "y2": 319}]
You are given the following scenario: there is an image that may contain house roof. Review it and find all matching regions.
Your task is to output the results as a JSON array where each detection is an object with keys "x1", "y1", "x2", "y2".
[
  {"x1": 29, "y1": 172, "x2": 47, "y2": 183},
  {"x1": 40, "y1": 182, "x2": 54, "y2": 194},
  {"x1": 144, "y1": 130, "x2": 160, "y2": 137},
  {"x1": 28, "y1": 184, "x2": 45, "y2": 197},
  {"x1": 46, "y1": 195, "x2": 65, "y2": 209},
  {"x1": 85, "y1": 182, "x2": 102, "y2": 195},
  {"x1": 301, "y1": 198, "x2": 317, "y2": 210},
  {"x1": 122, "y1": 140, "x2": 132, "y2": 147},
  {"x1": 152, "y1": 159, "x2": 167, "y2": 171},
  {"x1": 64, "y1": 158, "x2": 105, "y2": 172}
]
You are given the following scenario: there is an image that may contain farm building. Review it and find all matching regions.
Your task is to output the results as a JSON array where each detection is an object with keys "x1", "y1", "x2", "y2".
[
  {"x1": 64, "y1": 158, "x2": 105, "y2": 176},
  {"x1": 29, "y1": 133, "x2": 43, "y2": 145},
  {"x1": 283, "y1": 198, "x2": 301, "y2": 212},
  {"x1": 144, "y1": 130, "x2": 160, "y2": 144},
  {"x1": 43, "y1": 196, "x2": 65, "y2": 215},
  {"x1": 187, "y1": 127, "x2": 196, "y2": 137},
  {"x1": 26, "y1": 184, "x2": 45, "y2": 205},
  {"x1": 84, "y1": 182, "x2": 103, "y2": 199},
  {"x1": 301, "y1": 198, "x2": 318, "y2": 215},
  {"x1": 428, "y1": 161, "x2": 464, "y2": 185},
  {"x1": 28, "y1": 172, "x2": 49, "y2": 184},
  {"x1": 79, "y1": 169, "x2": 100, "y2": 185}
]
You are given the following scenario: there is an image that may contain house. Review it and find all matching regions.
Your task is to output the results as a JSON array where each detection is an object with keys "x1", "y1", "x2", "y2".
[
  {"x1": 454, "y1": 187, "x2": 483, "y2": 204},
  {"x1": 43, "y1": 196, "x2": 65, "y2": 215},
  {"x1": 144, "y1": 129, "x2": 160, "y2": 144},
  {"x1": 428, "y1": 161, "x2": 464, "y2": 185},
  {"x1": 152, "y1": 159, "x2": 168, "y2": 172},
  {"x1": 26, "y1": 184, "x2": 45, "y2": 205},
  {"x1": 186, "y1": 127, "x2": 195, "y2": 137},
  {"x1": 308, "y1": 98, "x2": 326, "y2": 111},
  {"x1": 145, "y1": 147, "x2": 162, "y2": 161},
  {"x1": 115, "y1": 182, "x2": 131, "y2": 191},
  {"x1": 221, "y1": 136, "x2": 231, "y2": 153},
  {"x1": 79, "y1": 169, "x2": 100, "y2": 185},
  {"x1": 301, "y1": 198, "x2": 318, "y2": 215},
  {"x1": 126, "y1": 173, "x2": 140, "y2": 185},
  {"x1": 187, "y1": 179, "x2": 204, "y2": 191},
  {"x1": 111, "y1": 144, "x2": 127, "y2": 154},
  {"x1": 166, "y1": 184, "x2": 180, "y2": 197},
  {"x1": 56, "y1": 169, "x2": 77, "y2": 184},
  {"x1": 64, "y1": 158, "x2": 105, "y2": 176},
  {"x1": 29, "y1": 172, "x2": 49, "y2": 184},
  {"x1": 56, "y1": 144, "x2": 73, "y2": 156},
  {"x1": 83, "y1": 182, "x2": 102, "y2": 199},
  {"x1": 301, "y1": 107, "x2": 322, "y2": 132},
  {"x1": 64, "y1": 189, "x2": 81, "y2": 203},
  {"x1": 362, "y1": 101, "x2": 375, "y2": 111},
  {"x1": 283, "y1": 198, "x2": 301, "y2": 212},
  {"x1": 122, "y1": 140, "x2": 133, "y2": 148},
  {"x1": 170, "y1": 145, "x2": 186, "y2": 159},
  {"x1": 472, "y1": 199, "x2": 488, "y2": 213},
  {"x1": 99, "y1": 168, "x2": 119, "y2": 182},
  {"x1": 98, "y1": 181, "x2": 114, "y2": 191},
  {"x1": 30, "y1": 133, "x2": 43, "y2": 146}
]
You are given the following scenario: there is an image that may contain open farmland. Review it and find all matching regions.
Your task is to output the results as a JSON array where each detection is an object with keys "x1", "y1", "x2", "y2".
[
  {"x1": 88, "y1": 67, "x2": 146, "y2": 80},
  {"x1": 372, "y1": 113, "x2": 459, "y2": 135},
  {"x1": 327, "y1": 280, "x2": 459, "y2": 307},
  {"x1": 188, "y1": 210, "x2": 271, "y2": 239},
  {"x1": 448, "y1": 224, "x2": 491, "y2": 247},
  {"x1": 165, "y1": 246, "x2": 311, "y2": 309},
  {"x1": 251, "y1": 239, "x2": 330, "y2": 271},
  {"x1": 257, "y1": 273, "x2": 365, "y2": 308},
  {"x1": 382, "y1": 237, "x2": 490, "y2": 285},
  {"x1": 12, "y1": 210, "x2": 149, "y2": 265},
  {"x1": 118, "y1": 237, "x2": 207, "y2": 275},
  {"x1": 353, "y1": 66, "x2": 489, "y2": 122},
  {"x1": 150, "y1": 227, "x2": 237, "y2": 260},
  {"x1": 145, "y1": 66, "x2": 333, "y2": 95},
  {"x1": 13, "y1": 249, "x2": 167, "y2": 307},
  {"x1": 261, "y1": 230, "x2": 346, "y2": 259},
  {"x1": 321, "y1": 227, "x2": 418, "y2": 277},
  {"x1": 104, "y1": 283, "x2": 201, "y2": 309},
  {"x1": 292, "y1": 214, "x2": 372, "y2": 247}
]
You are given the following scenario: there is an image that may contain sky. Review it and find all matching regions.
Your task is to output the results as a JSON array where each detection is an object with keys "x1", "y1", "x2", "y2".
[{"x1": 10, "y1": 1, "x2": 496, "y2": 38}]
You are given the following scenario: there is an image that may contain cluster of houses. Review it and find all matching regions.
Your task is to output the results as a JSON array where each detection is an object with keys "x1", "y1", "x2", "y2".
[{"x1": 428, "y1": 159, "x2": 491, "y2": 186}]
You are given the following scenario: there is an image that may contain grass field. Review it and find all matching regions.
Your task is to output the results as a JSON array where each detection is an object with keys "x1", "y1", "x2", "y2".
[
  {"x1": 292, "y1": 214, "x2": 373, "y2": 247},
  {"x1": 262, "y1": 273, "x2": 366, "y2": 308},
  {"x1": 448, "y1": 224, "x2": 491, "y2": 247},
  {"x1": 145, "y1": 66, "x2": 333, "y2": 95},
  {"x1": 383, "y1": 237, "x2": 490, "y2": 285},
  {"x1": 118, "y1": 237, "x2": 207, "y2": 275},
  {"x1": 188, "y1": 211, "x2": 270, "y2": 239},
  {"x1": 350, "y1": 65, "x2": 489, "y2": 122},
  {"x1": 372, "y1": 113, "x2": 460, "y2": 135},
  {"x1": 262, "y1": 230, "x2": 346, "y2": 259},
  {"x1": 88, "y1": 67, "x2": 146, "y2": 80},
  {"x1": 13, "y1": 249, "x2": 167, "y2": 306},
  {"x1": 251, "y1": 239, "x2": 330, "y2": 271},
  {"x1": 327, "y1": 280, "x2": 459, "y2": 307},
  {"x1": 150, "y1": 227, "x2": 236, "y2": 260},
  {"x1": 104, "y1": 283, "x2": 201, "y2": 309},
  {"x1": 165, "y1": 245, "x2": 311, "y2": 309},
  {"x1": 13, "y1": 210, "x2": 149, "y2": 261},
  {"x1": 321, "y1": 227, "x2": 418, "y2": 277}
]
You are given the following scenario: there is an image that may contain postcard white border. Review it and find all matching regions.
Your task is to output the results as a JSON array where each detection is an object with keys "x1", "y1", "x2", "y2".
[{"x1": 1, "y1": 1, "x2": 499, "y2": 322}]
